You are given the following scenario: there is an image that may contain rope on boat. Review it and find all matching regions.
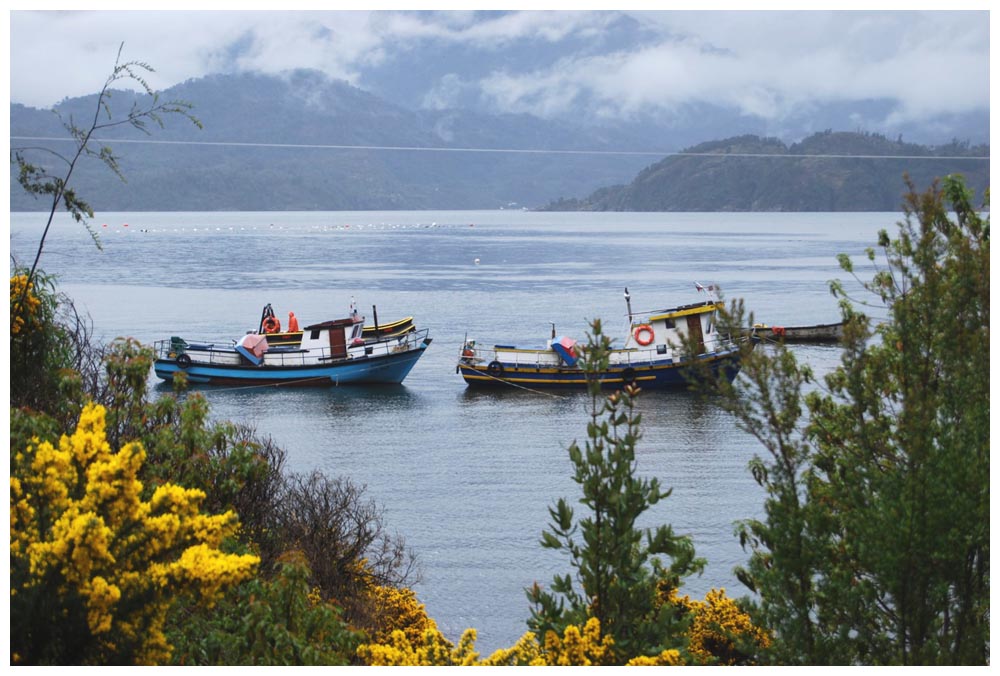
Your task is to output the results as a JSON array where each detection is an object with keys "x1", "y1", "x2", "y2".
[
  {"x1": 457, "y1": 361, "x2": 568, "y2": 398},
  {"x1": 183, "y1": 376, "x2": 337, "y2": 393}
]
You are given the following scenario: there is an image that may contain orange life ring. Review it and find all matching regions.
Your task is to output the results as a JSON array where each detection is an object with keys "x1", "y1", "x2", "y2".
[
  {"x1": 634, "y1": 324, "x2": 655, "y2": 346},
  {"x1": 262, "y1": 316, "x2": 281, "y2": 334}
]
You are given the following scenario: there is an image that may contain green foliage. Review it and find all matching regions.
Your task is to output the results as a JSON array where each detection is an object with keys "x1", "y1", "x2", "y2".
[
  {"x1": 527, "y1": 318, "x2": 705, "y2": 662},
  {"x1": 9, "y1": 268, "x2": 94, "y2": 420},
  {"x1": 702, "y1": 175, "x2": 989, "y2": 665},
  {"x1": 168, "y1": 552, "x2": 361, "y2": 665}
]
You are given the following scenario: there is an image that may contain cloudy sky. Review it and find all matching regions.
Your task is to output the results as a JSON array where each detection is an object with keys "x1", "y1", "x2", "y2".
[{"x1": 8, "y1": 7, "x2": 991, "y2": 128}]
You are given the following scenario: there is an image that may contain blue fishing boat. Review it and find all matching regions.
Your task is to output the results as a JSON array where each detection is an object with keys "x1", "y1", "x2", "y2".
[
  {"x1": 153, "y1": 303, "x2": 431, "y2": 386},
  {"x1": 457, "y1": 285, "x2": 752, "y2": 390}
]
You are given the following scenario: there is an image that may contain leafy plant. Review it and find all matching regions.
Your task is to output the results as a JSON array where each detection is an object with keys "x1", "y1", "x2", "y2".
[
  {"x1": 168, "y1": 551, "x2": 360, "y2": 666},
  {"x1": 527, "y1": 318, "x2": 705, "y2": 662},
  {"x1": 701, "y1": 175, "x2": 989, "y2": 665}
]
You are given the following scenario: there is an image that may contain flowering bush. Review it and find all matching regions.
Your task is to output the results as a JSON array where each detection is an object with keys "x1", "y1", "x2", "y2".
[
  {"x1": 10, "y1": 273, "x2": 41, "y2": 336},
  {"x1": 357, "y1": 617, "x2": 615, "y2": 666},
  {"x1": 167, "y1": 551, "x2": 360, "y2": 665},
  {"x1": 355, "y1": 589, "x2": 766, "y2": 667},
  {"x1": 682, "y1": 589, "x2": 771, "y2": 664},
  {"x1": 650, "y1": 583, "x2": 770, "y2": 665},
  {"x1": 10, "y1": 403, "x2": 259, "y2": 665},
  {"x1": 363, "y1": 582, "x2": 439, "y2": 646}
]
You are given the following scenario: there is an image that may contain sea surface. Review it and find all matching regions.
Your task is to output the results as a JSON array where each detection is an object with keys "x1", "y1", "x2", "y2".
[{"x1": 10, "y1": 209, "x2": 892, "y2": 652}]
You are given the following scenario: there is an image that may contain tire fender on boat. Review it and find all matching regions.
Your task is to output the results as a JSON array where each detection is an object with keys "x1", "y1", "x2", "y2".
[
  {"x1": 176, "y1": 353, "x2": 192, "y2": 369},
  {"x1": 622, "y1": 367, "x2": 636, "y2": 384},
  {"x1": 487, "y1": 360, "x2": 505, "y2": 377},
  {"x1": 634, "y1": 324, "x2": 655, "y2": 346}
]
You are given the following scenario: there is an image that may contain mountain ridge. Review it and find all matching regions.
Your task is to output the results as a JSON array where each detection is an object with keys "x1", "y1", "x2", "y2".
[
  {"x1": 539, "y1": 132, "x2": 989, "y2": 212},
  {"x1": 10, "y1": 70, "x2": 989, "y2": 212}
]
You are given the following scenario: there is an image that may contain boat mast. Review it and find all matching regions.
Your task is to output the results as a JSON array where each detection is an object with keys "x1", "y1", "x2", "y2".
[
  {"x1": 624, "y1": 287, "x2": 633, "y2": 324},
  {"x1": 259, "y1": 303, "x2": 274, "y2": 334}
]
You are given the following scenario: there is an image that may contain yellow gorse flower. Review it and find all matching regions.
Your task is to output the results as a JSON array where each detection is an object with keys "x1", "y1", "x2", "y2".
[
  {"x1": 10, "y1": 403, "x2": 259, "y2": 665},
  {"x1": 683, "y1": 588, "x2": 772, "y2": 665},
  {"x1": 357, "y1": 616, "x2": 615, "y2": 666},
  {"x1": 10, "y1": 274, "x2": 42, "y2": 336}
]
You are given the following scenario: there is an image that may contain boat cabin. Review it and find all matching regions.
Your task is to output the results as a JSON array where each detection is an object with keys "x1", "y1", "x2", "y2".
[
  {"x1": 624, "y1": 300, "x2": 723, "y2": 354},
  {"x1": 298, "y1": 317, "x2": 366, "y2": 359}
]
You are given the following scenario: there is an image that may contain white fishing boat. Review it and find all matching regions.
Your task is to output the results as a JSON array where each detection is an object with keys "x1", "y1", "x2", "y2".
[{"x1": 153, "y1": 302, "x2": 431, "y2": 386}]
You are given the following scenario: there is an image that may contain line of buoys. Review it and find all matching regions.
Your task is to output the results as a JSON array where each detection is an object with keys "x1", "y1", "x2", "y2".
[{"x1": 96, "y1": 221, "x2": 477, "y2": 234}]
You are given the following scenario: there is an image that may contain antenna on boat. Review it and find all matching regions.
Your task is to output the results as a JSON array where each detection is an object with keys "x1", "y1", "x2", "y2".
[
  {"x1": 550, "y1": 322, "x2": 556, "y2": 339},
  {"x1": 624, "y1": 287, "x2": 633, "y2": 323},
  {"x1": 695, "y1": 282, "x2": 720, "y2": 304}
]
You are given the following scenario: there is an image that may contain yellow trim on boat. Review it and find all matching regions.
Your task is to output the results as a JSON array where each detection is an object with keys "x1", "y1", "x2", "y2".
[
  {"x1": 648, "y1": 302, "x2": 722, "y2": 322},
  {"x1": 364, "y1": 316, "x2": 414, "y2": 332}
]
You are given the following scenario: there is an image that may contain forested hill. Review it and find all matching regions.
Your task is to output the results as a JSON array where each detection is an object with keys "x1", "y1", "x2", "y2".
[{"x1": 539, "y1": 132, "x2": 989, "y2": 212}]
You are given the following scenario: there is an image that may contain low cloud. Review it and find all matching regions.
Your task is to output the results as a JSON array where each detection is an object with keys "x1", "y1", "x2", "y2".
[
  {"x1": 10, "y1": 9, "x2": 989, "y2": 128},
  {"x1": 472, "y1": 11, "x2": 989, "y2": 123}
]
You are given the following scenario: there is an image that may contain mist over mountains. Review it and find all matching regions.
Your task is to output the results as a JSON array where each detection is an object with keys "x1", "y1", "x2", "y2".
[{"x1": 10, "y1": 11, "x2": 989, "y2": 212}]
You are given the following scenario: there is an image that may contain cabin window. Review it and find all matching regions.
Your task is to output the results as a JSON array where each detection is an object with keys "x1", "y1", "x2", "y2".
[
  {"x1": 657, "y1": 345, "x2": 667, "y2": 355},
  {"x1": 664, "y1": 318, "x2": 676, "y2": 329},
  {"x1": 352, "y1": 324, "x2": 364, "y2": 340},
  {"x1": 310, "y1": 329, "x2": 321, "y2": 340}
]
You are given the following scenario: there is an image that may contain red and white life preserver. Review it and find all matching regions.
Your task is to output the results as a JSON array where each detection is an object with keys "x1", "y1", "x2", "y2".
[{"x1": 633, "y1": 324, "x2": 655, "y2": 346}]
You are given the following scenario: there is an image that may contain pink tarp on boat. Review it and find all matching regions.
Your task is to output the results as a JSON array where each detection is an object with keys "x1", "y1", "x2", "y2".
[{"x1": 236, "y1": 333, "x2": 270, "y2": 365}]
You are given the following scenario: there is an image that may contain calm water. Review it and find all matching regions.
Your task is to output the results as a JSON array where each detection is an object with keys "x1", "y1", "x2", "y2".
[{"x1": 11, "y1": 210, "x2": 890, "y2": 651}]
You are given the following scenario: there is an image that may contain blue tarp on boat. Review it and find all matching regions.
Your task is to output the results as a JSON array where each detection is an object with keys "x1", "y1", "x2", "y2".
[{"x1": 550, "y1": 336, "x2": 579, "y2": 366}]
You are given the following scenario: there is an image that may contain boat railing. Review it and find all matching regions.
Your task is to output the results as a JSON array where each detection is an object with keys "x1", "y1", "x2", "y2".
[
  {"x1": 154, "y1": 339, "x2": 241, "y2": 363},
  {"x1": 155, "y1": 328, "x2": 429, "y2": 367},
  {"x1": 153, "y1": 339, "x2": 329, "y2": 368},
  {"x1": 459, "y1": 332, "x2": 744, "y2": 371},
  {"x1": 458, "y1": 344, "x2": 678, "y2": 369},
  {"x1": 366, "y1": 328, "x2": 429, "y2": 358}
]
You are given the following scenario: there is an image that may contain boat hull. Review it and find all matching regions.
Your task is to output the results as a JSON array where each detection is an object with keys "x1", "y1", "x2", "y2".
[
  {"x1": 458, "y1": 345, "x2": 745, "y2": 390},
  {"x1": 747, "y1": 322, "x2": 844, "y2": 343},
  {"x1": 154, "y1": 339, "x2": 430, "y2": 386}
]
